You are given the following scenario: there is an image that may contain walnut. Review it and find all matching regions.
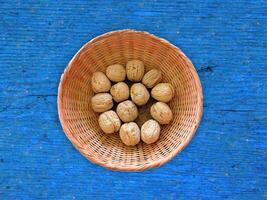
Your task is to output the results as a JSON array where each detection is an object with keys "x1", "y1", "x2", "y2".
[
  {"x1": 116, "y1": 100, "x2": 138, "y2": 122},
  {"x1": 106, "y1": 64, "x2": 126, "y2": 82},
  {"x1": 130, "y1": 83, "x2": 150, "y2": 106},
  {"x1": 119, "y1": 122, "x2": 140, "y2": 146},
  {"x1": 150, "y1": 102, "x2": 173, "y2": 124},
  {"x1": 91, "y1": 93, "x2": 113, "y2": 113},
  {"x1": 110, "y1": 82, "x2": 129, "y2": 103},
  {"x1": 141, "y1": 119, "x2": 161, "y2": 144},
  {"x1": 151, "y1": 83, "x2": 175, "y2": 103},
  {"x1": 91, "y1": 72, "x2": 111, "y2": 93},
  {"x1": 126, "y1": 60, "x2": 145, "y2": 82},
  {"x1": 98, "y1": 111, "x2": 121, "y2": 134},
  {"x1": 142, "y1": 69, "x2": 162, "y2": 88}
]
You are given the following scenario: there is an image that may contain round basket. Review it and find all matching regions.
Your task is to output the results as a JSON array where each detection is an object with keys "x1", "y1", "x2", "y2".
[{"x1": 58, "y1": 30, "x2": 203, "y2": 171}]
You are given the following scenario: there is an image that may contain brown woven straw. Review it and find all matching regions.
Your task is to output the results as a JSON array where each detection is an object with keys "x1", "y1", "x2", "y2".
[{"x1": 58, "y1": 30, "x2": 203, "y2": 171}]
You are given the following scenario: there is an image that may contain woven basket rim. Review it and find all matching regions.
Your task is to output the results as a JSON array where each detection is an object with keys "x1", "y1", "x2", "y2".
[{"x1": 57, "y1": 29, "x2": 203, "y2": 171}]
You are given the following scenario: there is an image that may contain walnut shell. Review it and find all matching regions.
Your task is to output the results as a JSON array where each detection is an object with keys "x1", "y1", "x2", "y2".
[
  {"x1": 141, "y1": 119, "x2": 161, "y2": 144},
  {"x1": 116, "y1": 100, "x2": 138, "y2": 122},
  {"x1": 151, "y1": 83, "x2": 175, "y2": 103},
  {"x1": 130, "y1": 83, "x2": 150, "y2": 106},
  {"x1": 150, "y1": 102, "x2": 173, "y2": 124},
  {"x1": 98, "y1": 110, "x2": 121, "y2": 134},
  {"x1": 120, "y1": 122, "x2": 140, "y2": 146},
  {"x1": 110, "y1": 82, "x2": 129, "y2": 103},
  {"x1": 91, "y1": 72, "x2": 111, "y2": 93},
  {"x1": 91, "y1": 93, "x2": 113, "y2": 113},
  {"x1": 106, "y1": 64, "x2": 126, "y2": 82},
  {"x1": 142, "y1": 69, "x2": 162, "y2": 88},
  {"x1": 126, "y1": 60, "x2": 145, "y2": 82}
]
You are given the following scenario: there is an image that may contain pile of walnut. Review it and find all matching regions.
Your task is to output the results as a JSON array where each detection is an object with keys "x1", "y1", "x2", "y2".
[{"x1": 91, "y1": 60, "x2": 174, "y2": 146}]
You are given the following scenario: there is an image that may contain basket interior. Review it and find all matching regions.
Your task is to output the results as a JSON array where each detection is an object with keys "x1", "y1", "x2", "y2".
[{"x1": 58, "y1": 30, "x2": 202, "y2": 170}]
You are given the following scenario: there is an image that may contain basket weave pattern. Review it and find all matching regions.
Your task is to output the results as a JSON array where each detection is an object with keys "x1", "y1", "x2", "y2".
[{"x1": 58, "y1": 30, "x2": 203, "y2": 171}]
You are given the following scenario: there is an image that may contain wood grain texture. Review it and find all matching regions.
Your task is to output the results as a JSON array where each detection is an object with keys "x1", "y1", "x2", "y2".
[{"x1": 0, "y1": 0, "x2": 266, "y2": 199}]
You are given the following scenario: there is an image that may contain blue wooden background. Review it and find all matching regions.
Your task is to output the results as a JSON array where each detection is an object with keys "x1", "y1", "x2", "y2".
[{"x1": 0, "y1": 0, "x2": 266, "y2": 199}]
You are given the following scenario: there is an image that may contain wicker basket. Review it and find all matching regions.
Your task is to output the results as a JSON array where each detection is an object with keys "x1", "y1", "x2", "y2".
[{"x1": 58, "y1": 30, "x2": 203, "y2": 171}]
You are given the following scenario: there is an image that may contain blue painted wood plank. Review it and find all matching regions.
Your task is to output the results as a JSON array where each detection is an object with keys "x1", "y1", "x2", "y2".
[{"x1": 0, "y1": 0, "x2": 266, "y2": 199}]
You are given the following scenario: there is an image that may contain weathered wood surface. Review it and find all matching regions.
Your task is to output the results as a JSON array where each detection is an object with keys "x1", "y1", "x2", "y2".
[{"x1": 0, "y1": 1, "x2": 266, "y2": 199}]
